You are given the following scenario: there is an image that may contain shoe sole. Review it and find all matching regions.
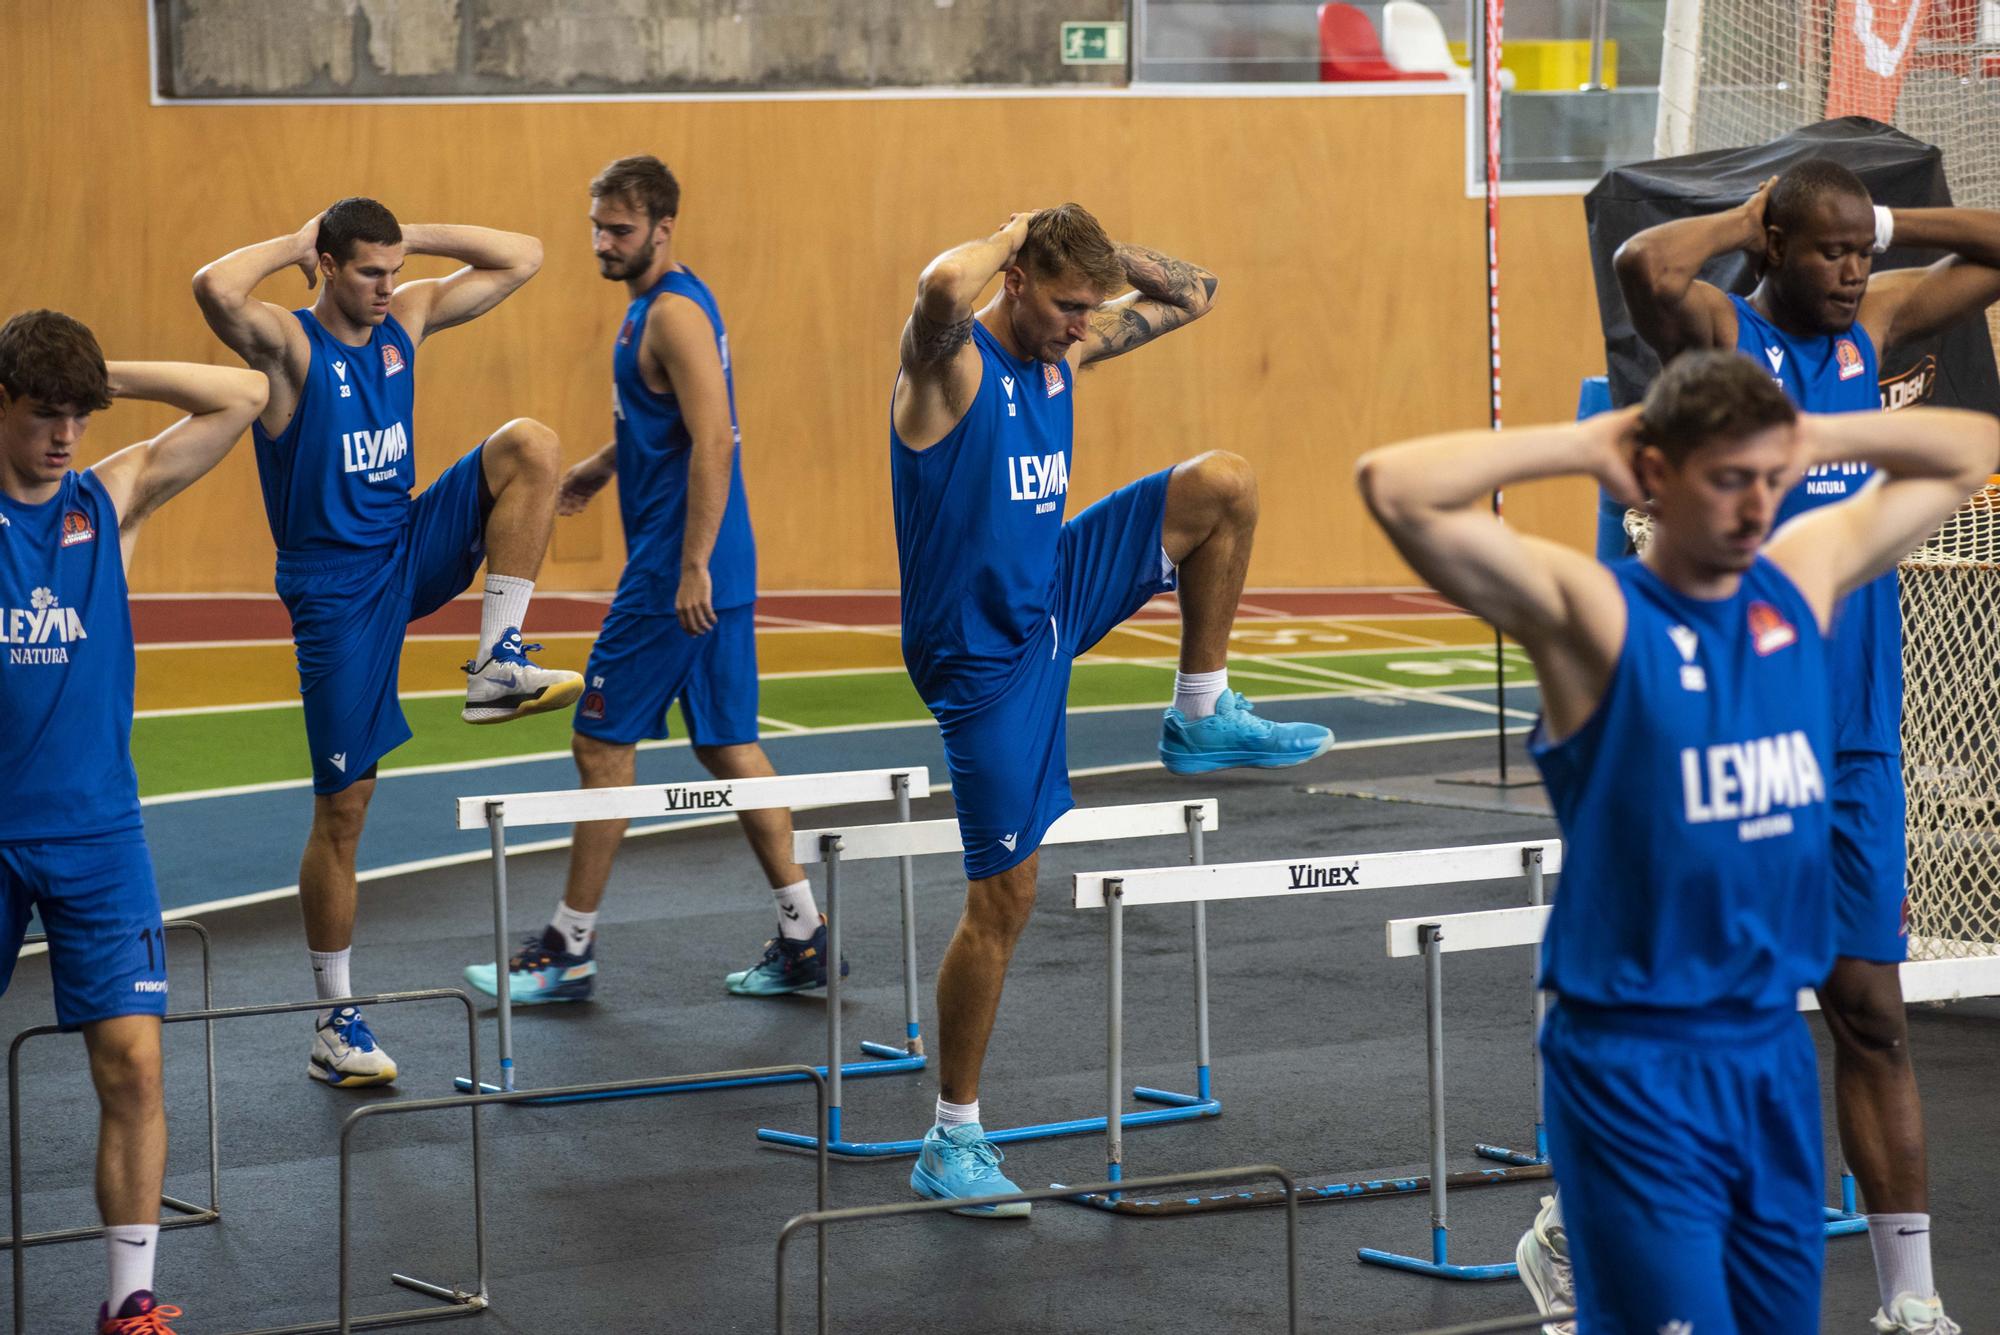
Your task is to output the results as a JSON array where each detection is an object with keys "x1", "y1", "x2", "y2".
[
  {"x1": 1158, "y1": 731, "x2": 1335, "y2": 775},
  {"x1": 1513, "y1": 1230, "x2": 1573, "y2": 1335},
  {"x1": 462, "y1": 677, "x2": 585, "y2": 725},
  {"x1": 308, "y1": 1059, "x2": 399, "y2": 1088},
  {"x1": 910, "y1": 1164, "x2": 1031, "y2": 1218}
]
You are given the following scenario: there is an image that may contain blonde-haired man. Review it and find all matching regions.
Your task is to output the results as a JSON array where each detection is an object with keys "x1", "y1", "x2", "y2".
[{"x1": 890, "y1": 204, "x2": 1332, "y2": 1215}]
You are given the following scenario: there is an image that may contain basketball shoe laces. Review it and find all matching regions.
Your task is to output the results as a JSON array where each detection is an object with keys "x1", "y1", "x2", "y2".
[
  {"x1": 940, "y1": 1127, "x2": 1009, "y2": 1182},
  {"x1": 105, "y1": 1303, "x2": 182, "y2": 1335}
]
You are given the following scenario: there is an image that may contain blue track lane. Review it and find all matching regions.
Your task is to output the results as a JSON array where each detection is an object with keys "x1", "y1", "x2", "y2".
[{"x1": 141, "y1": 684, "x2": 1540, "y2": 913}]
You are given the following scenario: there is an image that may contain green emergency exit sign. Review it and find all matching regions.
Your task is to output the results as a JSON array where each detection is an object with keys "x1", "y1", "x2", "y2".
[{"x1": 1061, "y1": 21, "x2": 1127, "y2": 65}]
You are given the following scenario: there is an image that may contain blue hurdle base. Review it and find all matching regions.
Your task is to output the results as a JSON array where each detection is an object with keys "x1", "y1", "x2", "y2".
[
  {"x1": 1824, "y1": 1170, "x2": 1869, "y2": 1238},
  {"x1": 1473, "y1": 1120, "x2": 1549, "y2": 1168},
  {"x1": 1357, "y1": 1228, "x2": 1519, "y2": 1281},
  {"x1": 453, "y1": 1038, "x2": 922, "y2": 1103},
  {"x1": 1062, "y1": 1159, "x2": 1549, "y2": 1214},
  {"x1": 757, "y1": 1084, "x2": 1219, "y2": 1158}
]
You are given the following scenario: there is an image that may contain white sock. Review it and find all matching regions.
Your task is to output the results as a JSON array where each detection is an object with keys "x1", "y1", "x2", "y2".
[
  {"x1": 548, "y1": 901, "x2": 598, "y2": 955},
  {"x1": 480, "y1": 574, "x2": 535, "y2": 659},
  {"x1": 1868, "y1": 1212, "x2": 1935, "y2": 1307},
  {"x1": 105, "y1": 1223, "x2": 159, "y2": 1313},
  {"x1": 310, "y1": 949, "x2": 351, "y2": 1024},
  {"x1": 774, "y1": 879, "x2": 819, "y2": 941},
  {"x1": 1173, "y1": 668, "x2": 1229, "y2": 719},
  {"x1": 935, "y1": 1097, "x2": 980, "y2": 1128}
]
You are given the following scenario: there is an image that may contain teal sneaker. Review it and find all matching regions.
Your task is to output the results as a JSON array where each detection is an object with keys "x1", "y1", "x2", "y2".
[
  {"x1": 1158, "y1": 690, "x2": 1334, "y2": 775},
  {"x1": 463, "y1": 927, "x2": 596, "y2": 1005},
  {"x1": 909, "y1": 1123, "x2": 1030, "y2": 1218},
  {"x1": 723, "y1": 918, "x2": 848, "y2": 996}
]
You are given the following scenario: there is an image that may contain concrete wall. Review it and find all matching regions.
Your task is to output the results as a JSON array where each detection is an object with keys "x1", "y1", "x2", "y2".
[{"x1": 156, "y1": 0, "x2": 1128, "y2": 97}]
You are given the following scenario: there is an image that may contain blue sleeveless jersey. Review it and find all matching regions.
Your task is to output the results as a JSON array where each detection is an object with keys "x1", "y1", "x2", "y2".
[
  {"x1": 1730, "y1": 294, "x2": 1899, "y2": 754},
  {"x1": 0, "y1": 471, "x2": 141, "y2": 841},
  {"x1": 612, "y1": 268, "x2": 756, "y2": 613},
  {"x1": 1534, "y1": 557, "x2": 1834, "y2": 1010},
  {"x1": 253, "y1": 310, "x2": 419, "y2": 556},
  {"x1": 891, "y1": 320, "x2": 1074, "y2": 711}
]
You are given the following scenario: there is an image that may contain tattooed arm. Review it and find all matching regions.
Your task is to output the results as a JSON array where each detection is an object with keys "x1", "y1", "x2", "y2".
[
  {"x1": 1071, "y1": 242, "x2": 1219, "y2": 368},
  {"x1": 892, "y1": 212, "x2": 1034, "y2": 450}
]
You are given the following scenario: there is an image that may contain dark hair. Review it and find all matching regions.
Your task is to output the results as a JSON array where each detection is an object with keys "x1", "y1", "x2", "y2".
[
  {"x1": 1018, "y1": 203, "x2": 1124, "y2": 293},
  {"x1": 590, "y1": 155, "x2": 681, "y2": 223},
  {"x1": 1639, "y1": 350, "x2": 1797, "y2": 465},
  {"x1": 0, "y1": 310, "x2": 111, "y2": 413},
  {"x1": 317, "y1": 197, "x2": 403, "y2": 264},
  {"x1": 1767, "y1": 158, "x2": 1871, "y2": 236}
]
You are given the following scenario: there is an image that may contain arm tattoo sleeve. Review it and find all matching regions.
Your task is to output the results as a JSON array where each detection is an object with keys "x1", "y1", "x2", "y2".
[{"x1": 904, "y1": 307, "x2": 974, "y2": 370}]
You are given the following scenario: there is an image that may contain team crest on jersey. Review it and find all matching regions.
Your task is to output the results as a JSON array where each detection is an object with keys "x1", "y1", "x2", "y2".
[
  {"x1": 1747, "y1": 600, "x2": 1796, "y2": 656},
  {"x1": 618, "y1": 315, "x2": 639, "y2": 347},
  {"x1": 382, "y1": 343, "x2": 406, "y2": 377},
  {"x1": 1880, "y1": 354, "x2": 1936, "y2": 412},
  {"x1": 1043, "y1": 363, "x2": 1065, "y2": 397},
  {"x1": 580, "y1": 691, "x2": 607, "y2": 721},
  {"x1": 59, "y1": 511, "x2": 94, "y2": 547},
  {"x1": 1835, "y1": 337, "x2": 1864, "y2": 380}
]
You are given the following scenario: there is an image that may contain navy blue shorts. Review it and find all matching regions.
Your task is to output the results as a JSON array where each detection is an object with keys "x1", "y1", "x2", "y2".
[
  {"x1": 1543, "y1": 1002, "x2": 1823, "y2": 1334},
  {"x1": 1832, "y1": 750, "x2": 1908, "y2": 963},
  {"x1": 1, "y1": 835, "x2": 168, "y2": 1029},
  {"x1": 276, "y1": 445, "x2": 488, "y2": 794},
  {"x1": 935, "y1": 467, "x2": 1177, "y2": 880},
  {"x1": 574, "y1": 600, "x2": 760, "y2": 747}
]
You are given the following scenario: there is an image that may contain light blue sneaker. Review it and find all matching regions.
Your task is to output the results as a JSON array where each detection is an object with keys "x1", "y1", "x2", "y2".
[
  {"x1": 1158, "y1": 690, "x2": 1334, "y2": 775},
  {"x1": 909, "y1": 1124, "x2": 1030, "y2": 1218},
  {"x1": 464, "y1": 927, "x2": 597, "y2": 1005}
]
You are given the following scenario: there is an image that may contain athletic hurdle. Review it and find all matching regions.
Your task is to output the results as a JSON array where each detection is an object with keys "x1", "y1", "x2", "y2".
[
  {"x1": 1357, "y1": 905, "x2": 2000, "y2": 1278},
  {"x1": 775, "y1": 1164, "x2": 1299, "y2": 1335},
  {"x1": 451, "y1": 767, "x2": 929, "y2": 1099},
  {"x1": 1063, "y1": 842, "x2": 1558, "y2": 1217},
  {"x1": 756, "y1": 799, "x2": 1221, "y2": 1157},
  {"x1": 2, "y1": 920, "x2": 217, "y2": 1250},
  {"x1": 10, "y1": 988, "x2": 478, "y2": 1335}
]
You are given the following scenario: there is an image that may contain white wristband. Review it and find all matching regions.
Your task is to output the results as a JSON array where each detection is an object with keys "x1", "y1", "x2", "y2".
[{"x1": 1873, "y1": 204, "x2": 1895, "y2": 254}]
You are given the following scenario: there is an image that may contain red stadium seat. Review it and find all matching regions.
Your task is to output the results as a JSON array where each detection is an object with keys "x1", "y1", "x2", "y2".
[{"x1": 1317, "y1": 2, "x2": 1449, "y2": 82}]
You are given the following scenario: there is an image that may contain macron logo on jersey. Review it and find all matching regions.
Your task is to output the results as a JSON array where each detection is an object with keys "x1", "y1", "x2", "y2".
[
  {"x1": 1764, "y1": 346, "x2": 1784, "y2": 375},
  {"x1": 1008, "y1": 452, "x2": 1069, "y2": 515},
  {"x1": 333, "y1": 359, "x2": 352, "y2": 398},
  {"x1": 1680, "y1": 729, "x2": 1825, "y2": 842},
  {"x1": 4, "y1": 587, "x2": 86, "y2": 665},
  {"x1": 341, "y1": 422, "x2": 410, "y2": 483}
]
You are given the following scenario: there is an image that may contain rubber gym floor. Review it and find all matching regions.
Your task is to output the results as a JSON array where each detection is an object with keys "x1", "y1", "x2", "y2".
[{"x1": 6, "y1": 728, "x2": 1997, "y2": 1333}]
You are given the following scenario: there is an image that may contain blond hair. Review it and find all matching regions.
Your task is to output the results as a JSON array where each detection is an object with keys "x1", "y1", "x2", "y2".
[{"x1": 1018, "y1": 203, "x2": 1123, "y2": 293}]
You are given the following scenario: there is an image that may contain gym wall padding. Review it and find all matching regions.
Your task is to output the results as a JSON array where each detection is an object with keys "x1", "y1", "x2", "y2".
[{"x1": 0, "y1": 1, "x2": 1602, "y2": 593}]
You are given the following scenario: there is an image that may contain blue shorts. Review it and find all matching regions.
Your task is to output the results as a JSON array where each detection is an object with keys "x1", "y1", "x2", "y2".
[
  {"x1": 276, "y1": 445, "x2": 488, "y2": 794},
  {"x1": 574, "y1": 600, "x2": 760, "y2": 747},
  {"x1": 0, "y1": 835, "x2": 168, "y2": 1029},
  {"x1": 1832, "y1": 750, "x2": 1908, "y2": 963},
  {"x1": 934, "y1": 468, "x2": 1177, "y2": 880},
  {"x1": 1543, "y1": 1003, "x2": 1823, "y2": 1335}
]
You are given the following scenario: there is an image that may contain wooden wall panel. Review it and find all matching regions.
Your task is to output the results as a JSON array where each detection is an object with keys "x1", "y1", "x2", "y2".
[{"x1": 0, "y1": 2, "x2": 1607, "y2": 593}]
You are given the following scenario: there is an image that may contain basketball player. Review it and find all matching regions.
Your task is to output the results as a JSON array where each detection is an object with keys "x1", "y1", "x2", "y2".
[
  {"x1": 1358, "y1": 351, "x2": 1995, "y2": 1332},
  {"x1": 194, "y1": 202, "x2": 581, "y2": 1087},
  {"x1": 1592, "y1": 160, "x2": 2000, "y2": 1332},
  {"x1": 467, "y1": 156, "x2": 828, "y2": 1005},
  {"x1": 1, "y1": 309, "x2": 268, "y2": 1333},
  {"x1": 892, "y1": 206, "x2": 1333, "y2": 1215}
]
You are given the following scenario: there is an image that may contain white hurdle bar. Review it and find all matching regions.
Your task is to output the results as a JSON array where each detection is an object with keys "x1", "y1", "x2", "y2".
[
  {"x1": 1363, "y1": 907, "x2": 2000, "y2": 1276},
  {"x1": 757, "y1": 799, "x2": 1220, "y2": 1158},
  {"x1": 1064, "y1": 841, "x2": 1561, "y2": 1216},
  {"x1": 453, "y1": 767, "x2": 929, "y2": 1098}
]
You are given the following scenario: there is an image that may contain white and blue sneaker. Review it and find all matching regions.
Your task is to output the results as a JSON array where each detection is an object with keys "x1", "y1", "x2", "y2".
[
  {"x1": 462, "y1": 628, "x2": 583, "y2": 724},
  {"x1": 465, "y1": 926, "x2": 597, "y2": 1005},
  {"x1": 1158, "y1": 690, "x2": 1333, "y2": 775},
  {"x1": 1514, "y1": 1195, "x2": 1575, "y2": 1335},
  {"x1": 309, "y1": 1006, "x2": 398, "y2": 1087},
  {"x1": 909, "y1": 1123, "x2": 1030, "y2": 1218}
]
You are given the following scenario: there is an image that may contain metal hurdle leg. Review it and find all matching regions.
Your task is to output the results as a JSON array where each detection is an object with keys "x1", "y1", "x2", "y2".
[
  {"x1": 777, "y1": 1165, "x2": 1299, "y2": 1335},
  {"x1": 1474, "y1": 846, "x2": 1551, "y2": 1168},
  {"x1": 2, "y1": 920, "x2": 220, "y2": 1249},
  {"x1": 456, "y1": 776, "x2": 929, "y2": 1103},
  {"x1": 11, "y1": 989, "x2": 479, "y2": 1335},
  {"x1": 764, "y1": 802, "x2": 1221, "y2": 1158},
  {"x1": 1357, "y1": 923, "x2": 1517, "y2": 1280}
]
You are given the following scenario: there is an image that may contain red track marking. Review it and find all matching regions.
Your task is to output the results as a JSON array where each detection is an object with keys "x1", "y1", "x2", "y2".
[{"x1": 130, "y1": 589, "x2": 1458, "y2": 645}]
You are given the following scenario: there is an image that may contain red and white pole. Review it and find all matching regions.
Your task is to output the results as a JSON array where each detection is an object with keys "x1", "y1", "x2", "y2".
[{"x1": 1484, "y1": 0, "x2": 1508, "y2": 777}]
